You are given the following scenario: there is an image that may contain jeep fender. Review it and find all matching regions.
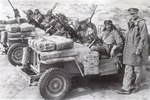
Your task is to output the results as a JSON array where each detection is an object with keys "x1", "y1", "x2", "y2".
[{"x1": 40, "y1": 57, "x2": 84, "y2": 77}]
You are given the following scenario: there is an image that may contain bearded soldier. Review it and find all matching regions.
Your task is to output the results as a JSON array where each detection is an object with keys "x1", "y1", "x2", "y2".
[{"x1": 90, "y1": 20, "x2": 123, "y2": 58}]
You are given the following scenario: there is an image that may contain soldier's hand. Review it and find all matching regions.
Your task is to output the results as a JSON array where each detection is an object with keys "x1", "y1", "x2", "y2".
[
  {"x1": 110, "y1": 45, "x2": 118, "y2": 59},
  {"x1": 110, "y1": 50, "x2": 115, "y2": 58}
]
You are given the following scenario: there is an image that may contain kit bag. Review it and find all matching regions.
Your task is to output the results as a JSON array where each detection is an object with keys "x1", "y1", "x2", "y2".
[
  {"x1": 43, "y1": 35, "x2": 74, "y2": 50},
  {"x1": 5, "y1": 18, "x2": 17, "y2": 24},
  {"x1": 20, "y1": 23, "x2": 35, "y2": 32},
  {"x1": 6, "y1": 24, "x2": 20, "y2": 33}
]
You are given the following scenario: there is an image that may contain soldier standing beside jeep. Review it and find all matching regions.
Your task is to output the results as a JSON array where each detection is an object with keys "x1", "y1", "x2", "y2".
[{"x1": 118, "y1": 8, "x2": 149, "y2": 94}]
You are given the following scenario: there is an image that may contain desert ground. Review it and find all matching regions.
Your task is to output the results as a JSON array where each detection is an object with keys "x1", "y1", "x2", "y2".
[
  {"x1": 0, "y1": 54, "x2": 150, "y2": 100},
  {"x1": 0, "y1": 0, "x2": 150, "y2": 100}
]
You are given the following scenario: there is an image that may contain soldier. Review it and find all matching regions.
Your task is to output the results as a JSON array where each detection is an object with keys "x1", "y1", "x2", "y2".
[
  {"x1": 24, "y1": 9, "x2": 41, "y2": 28},
  {"x1": 117, "y1": 8, "x2": 149, "y2": 94},
  {"x1": 69, "y1": 18, "x2": 80, "y2": 32},
  {"x1": 85, "y1": 18, "x2": 97, "y2": 35},
  {"x1": 53, "y1": 23, "x2": 66, "y2": 36},
  {"x1": 41, "y1": 13, "x2": 53, "y2": 30},
  {"x1": 33, "y1": 9, "x2": 44, "y2": 24},
  {"x1": 79, "y1": 18, "x2": 97, "y2": 35},
  {"x1": 45, "y1": 18, "x2": 58, "y2": 35},
  {"x1": 77, "y1": 20, "x2": 95, "y2": 45},
  {"x1": 90, "y1": 20, "x2": 123, "y2": 58},
  {"x1": 40, "y1": 9, "x2": 56, "y2": 30},
  {"x1": 25, "y1": 10, "x2": 34, "y2": 21},
  {"x1": 54, "y1": 13, "x2": 79, "y2": 39}
]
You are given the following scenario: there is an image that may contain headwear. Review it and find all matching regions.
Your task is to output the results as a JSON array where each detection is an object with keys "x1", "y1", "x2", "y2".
[
  {"x1": 128, "y1": 8, "x2": 139, "y2": 14},
  {"x1": 103, "y1": 20, "x2": 117, "y2": 31},
  {"x1": 79, "y1": 18, "x2": 90, "y2": 25},
  {"x1": 104, "y1": 20, "x2": 113, "y2": 25},
  {"x1": 34, "y1": 9, "x2": 40, "y2": 13},
  {"x1": 27, "y1": 10, "x2": 33, "y2": 15},
  {"x1": 79, "y1": 20, "x2": 87, "y2": 25},
  {"x1": 35, "y1": 9, "x2": 39, "y2": 11}
]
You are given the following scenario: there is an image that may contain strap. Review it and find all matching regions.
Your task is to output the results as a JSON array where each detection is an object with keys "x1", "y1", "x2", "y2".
[
  {"x1": 128, "y1": 17, "x2": 145, "y2": 30},
  {"x1": 134, "y1": 18, "x2": 145, "y2": 26}
]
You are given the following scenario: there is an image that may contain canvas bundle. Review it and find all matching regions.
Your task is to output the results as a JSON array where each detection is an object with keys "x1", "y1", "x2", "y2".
[
  {"x1": 39, "y1": 47, "x2": 78, "y2": 60},
  {"x1": 8, "y1": 31, "x2": 37, "y2": 38},
  {"x1": 43, "y1": 35, "x2": 74, "y2": 50},
  {"x1": 8, "y1": 32, "x2": 21, "y2": 38},
  {"x1": 0, "y1": 24, "x2": 5, "y2": 31},
  {"x1": 33, "y1": 38, "x2": 56, "y2": 52},
  {"x1": 21, "y1": 31, "x2": 36, "y2": 37},
  {"x1": 20, "y1": 23, "x2": 35, "y2": 32},
  {"x1": 0, "y1": 24, "x2": 5, "y2": 28},
  {"x1": 6, "y1": 24, "x2": 20, "y2": 33},
  {"x1": 5, "y1": 18, "x2": 17, "y2": 24},
  {"x1": 0, "y1": 20, "x2": 6, "y2": 24},
  {"x1": 34, "y1": 28, "x2": 45, "y2": 37},
  {"x1": 16, "y1": 18, "x2": 26, "y2": 24},
  {"x1": 29, "y1": 35, "x2": 74, "y2": 52}
]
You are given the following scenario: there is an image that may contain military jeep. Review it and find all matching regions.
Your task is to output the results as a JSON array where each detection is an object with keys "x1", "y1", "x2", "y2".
[
  {"x1": 0, "y1": 18, "x2": 45, "y2": 66},
  {"x1": 19, "y1": 35, "x2": 123, "y2": 100}
]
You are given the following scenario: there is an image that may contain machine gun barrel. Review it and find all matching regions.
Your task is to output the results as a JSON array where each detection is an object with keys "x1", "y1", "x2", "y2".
[
  {"x1": 8, "y1": 0, "x2": 20, "y2": 18},
  {"x1": 51, "y1": 2, "x2": 58, "y2": 13},
  {"x1": 89, "y1": 5, "x2": 98, "y2": 22},
  {"x1": 8, "y1": 0, "x2": 15, "y2": 10}
]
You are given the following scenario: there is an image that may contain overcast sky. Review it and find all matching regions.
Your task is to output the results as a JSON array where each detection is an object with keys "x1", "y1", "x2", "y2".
[{"x1": 0, "y1": 0, "x2": 149, "y2": 19}]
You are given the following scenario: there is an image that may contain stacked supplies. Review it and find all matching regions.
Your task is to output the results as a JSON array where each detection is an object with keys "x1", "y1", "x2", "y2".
[
  {"x1": 5, "y1": 23, "x2": 36, "y2": 38},
  {"x1": 28, "y1": 35, "x2": 74, "y2": 52}
]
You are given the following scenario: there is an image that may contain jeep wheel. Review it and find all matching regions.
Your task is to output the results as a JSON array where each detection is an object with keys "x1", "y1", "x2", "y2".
[
  {"x1": 39, "y1": 68, "x2": 71, "y2": 100},
  {"x1": 7, "y1": 43, "x2": 26, "y2": 66}
]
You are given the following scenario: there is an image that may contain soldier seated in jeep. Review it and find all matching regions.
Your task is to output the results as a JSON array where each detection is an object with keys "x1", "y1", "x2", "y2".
[
  {"x1": 40, "y1": 14, "x2": 53, "y2": 30},
  {"x1": 77, "y1": 20, "x2": 96, "y2": 45},
  {"x1": 90, "y1": 20, "x2": 123, "y2": 58},
  {"x1": 33, "y1": 9, "x2": 44, "y2": 24},
  {"x1": 24, "y1": 9, "x2": 42, "y2": 28}
]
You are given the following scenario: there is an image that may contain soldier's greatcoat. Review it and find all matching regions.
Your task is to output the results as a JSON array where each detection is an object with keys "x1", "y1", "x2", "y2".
[{"x1": 123, "y1": 17, "x2": 149, "y2": 66}]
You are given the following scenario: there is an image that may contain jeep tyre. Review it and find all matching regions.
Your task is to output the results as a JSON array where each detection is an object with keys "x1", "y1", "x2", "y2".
[
  {"x1": 39, "y1": 68, "x2": 71, "y2": 100},
  {"x1": 7, "y1": 43, "x2": 26, "y2": 66}
]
